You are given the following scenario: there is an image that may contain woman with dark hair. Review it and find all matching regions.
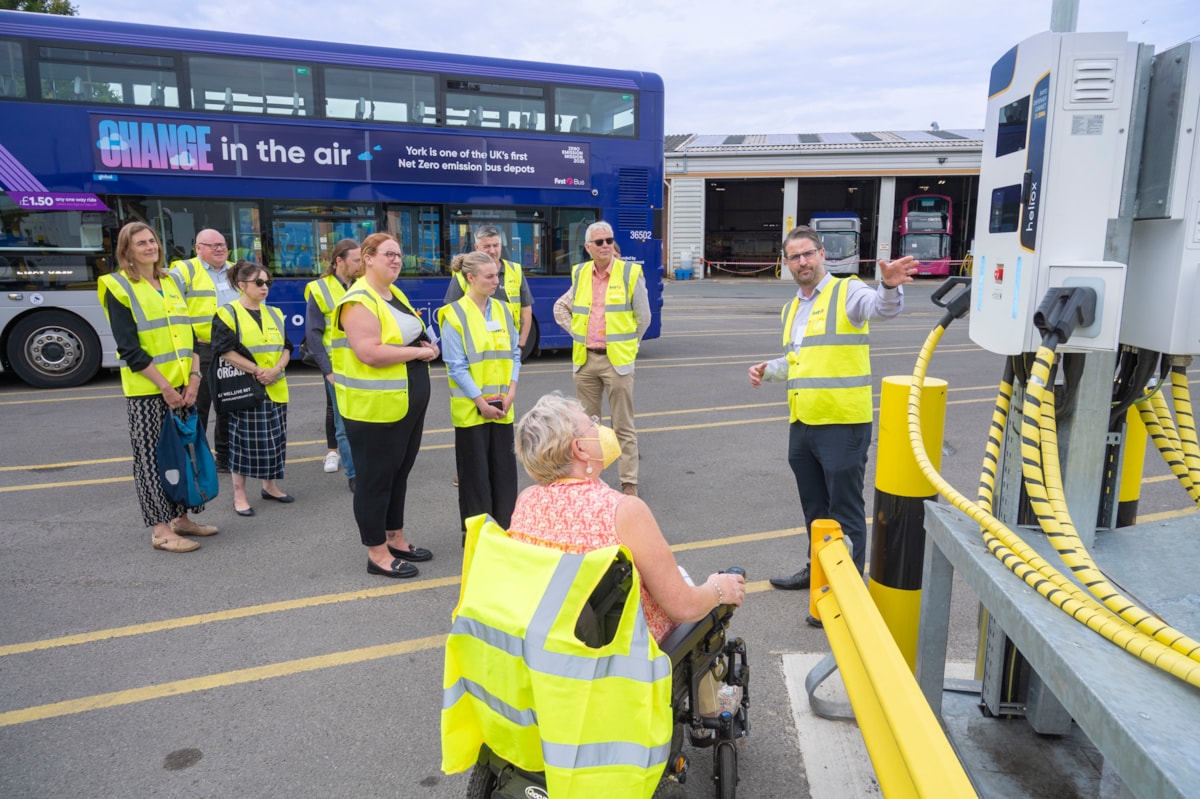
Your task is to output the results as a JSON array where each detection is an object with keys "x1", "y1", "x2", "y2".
[
  {"x1": 333, "y1": 232, "x2": 439, "y2": 578},
  {"x1": 97, "y1": 221, "x2": 217, "y2": 552},
  {"x1": 304, "y1": 238, "x2": 363, "y2": 491},
  {"x1": 212, "y1": 260, "x2": 293, "y2": 517}
]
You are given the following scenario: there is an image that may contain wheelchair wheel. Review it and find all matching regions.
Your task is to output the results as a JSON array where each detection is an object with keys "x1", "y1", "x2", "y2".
[
  {"x1": 714, "y1": 741, "x2": 737, "y2": 799},
  {"x1": 465, "y1": 762, "x2": 497, "y2": 798}
]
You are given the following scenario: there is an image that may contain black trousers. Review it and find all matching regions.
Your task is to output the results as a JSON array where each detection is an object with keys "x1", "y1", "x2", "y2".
[
  {"x1": 787, "y1": 420, "x2": 871, "y2": 572},
  {"x1": 344, "y1": 409, "x2": 427, "y2": 547},
  {"x1": 454, "y1": 422, "x2": 518, "y2": 530},
  {"x1": 194, "y1": 341, "x2": 231, "y2": 467}
]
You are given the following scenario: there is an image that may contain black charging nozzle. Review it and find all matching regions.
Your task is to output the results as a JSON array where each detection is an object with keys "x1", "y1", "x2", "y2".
[{"x1": 1033, "y1": 286, "x2": 1097, "y2": 347}]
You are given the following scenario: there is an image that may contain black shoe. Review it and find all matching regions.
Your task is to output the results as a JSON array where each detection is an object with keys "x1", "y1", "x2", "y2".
[
  {"x1": 367, "y1": 558, "x2": 418, "y2": 578},
  {"x1": 260, "y1": 490, "x2": 295, "y2": 503},
  {"x1": 387, "y1": 543, "x2": 433, "y2": 563},
  {"x1": 234, "y1": 505, "x2": 255, "y2": 517},
  {"x1": 768, "y1": 566, "x2": 811, "y2": 590},
  {"x1": 348, "y1": 477, "x2": 356, "y2": 493},
  {"x1": 805, "y1": 614, "x2": 824, "y2": 629}
]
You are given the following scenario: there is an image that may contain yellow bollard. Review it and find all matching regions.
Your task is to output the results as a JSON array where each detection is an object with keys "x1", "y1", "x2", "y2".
[
  {"x1": 1117, "y1": 405, "x2": 1148, "y2": 527},
  {"x1": 868, "y1": 375, "x2": 947, "y2": 673}
]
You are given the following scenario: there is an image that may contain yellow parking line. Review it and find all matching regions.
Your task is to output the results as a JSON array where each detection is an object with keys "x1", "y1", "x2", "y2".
[{"x1": 0, "y1": 635, "x2": 449, "y2": 728}]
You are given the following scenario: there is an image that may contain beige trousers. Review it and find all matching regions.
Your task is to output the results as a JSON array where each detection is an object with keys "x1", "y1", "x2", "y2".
[{"x1": 574, "y1": 350, "x2": 638, "y2": 485}]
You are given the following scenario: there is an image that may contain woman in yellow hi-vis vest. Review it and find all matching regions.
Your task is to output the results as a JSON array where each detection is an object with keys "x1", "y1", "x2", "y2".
[
  {"x1": 439, "y1": 251, "x2": 520, "y2": 535},
  {"x1": 97, "y1": 222, "x2": 217, "y2": 553},
  {"x1": 334, "y1": 233, "x2": 440, "y2": 579},
  {"x1": 212, "y1": 261, "x2": 293, "y2": 517}
]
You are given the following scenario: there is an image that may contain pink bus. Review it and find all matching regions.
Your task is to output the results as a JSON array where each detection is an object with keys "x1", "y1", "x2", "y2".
[{"x1": 898, "y1": 194, "x2": 953, "y2": 276}]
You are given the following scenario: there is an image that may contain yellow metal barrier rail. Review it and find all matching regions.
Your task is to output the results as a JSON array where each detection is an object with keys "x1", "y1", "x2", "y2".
[{"x1": 809, "y1": 519, "x2": 978, "y2": 798}]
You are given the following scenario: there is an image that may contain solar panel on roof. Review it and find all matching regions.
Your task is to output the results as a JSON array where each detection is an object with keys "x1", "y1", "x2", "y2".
[
  {"x1": 723, "y1": 135, "x2": 746, "y2": 145},
  {"x1": 852, "y1": 132, "x2": 881, "y2": 142},
  {"x1": 798, "y1": 133, "x2": 822, "y2": 143},
  {"x1": 928, "y1": 130, "x2": 967, "y2": 140}
]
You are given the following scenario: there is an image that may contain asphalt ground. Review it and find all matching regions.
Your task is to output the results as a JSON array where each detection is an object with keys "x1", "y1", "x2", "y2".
[{"x1": 1, "y1": 277, "x2": 1195, "y2": 798}]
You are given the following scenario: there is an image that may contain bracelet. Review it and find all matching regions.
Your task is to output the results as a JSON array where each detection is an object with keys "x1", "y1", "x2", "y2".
[
  {"x1": 190, "y1": 371, "x2": 202, "y2": 377},
  {"x1": 708, "y1": 580, "x2": 724, "y2": 606}
]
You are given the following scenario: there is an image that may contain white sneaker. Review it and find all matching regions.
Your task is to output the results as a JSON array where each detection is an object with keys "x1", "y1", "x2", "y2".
[{"x1": 323, "y1": 451, "x2": 340, "y2": 473}]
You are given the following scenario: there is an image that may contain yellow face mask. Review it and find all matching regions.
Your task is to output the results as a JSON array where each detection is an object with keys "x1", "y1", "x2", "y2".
[{"x1": 578, "y1": 425, "x2": 621, "y2": 470}]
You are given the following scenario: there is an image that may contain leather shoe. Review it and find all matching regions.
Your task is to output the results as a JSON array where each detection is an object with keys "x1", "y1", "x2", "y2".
[
  {"x1": 805, "y1": 614, "x2": 824, "y2": 629},
  {"x1": 768, "y1": 566, "x2": 811, "y2": 590},
  {"x1": 260, "y1": 490, "x2": 294, "y2": 503},
  {"x1": 621, "y1": 483, "x2": 638, "y2": 497},
  {"x1": 367, "y1": 557, "x2": 418, "y2": 578},
  {"x1": 172, "y1": 519, "x2": 218, "y2": 536},
  {"x1": 234, "y1": 505, "x2": 255, "y2": 517},
  {"x1": 388, "y1": 543, "x2": 433, "y2": 562},
  {"x1": 348, "y1": 477, "x2": 356, "y2": 493}
]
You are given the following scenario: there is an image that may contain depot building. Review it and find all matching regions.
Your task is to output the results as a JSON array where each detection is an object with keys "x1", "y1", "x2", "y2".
[{"x1": 663, "y1": 128, "x2": 984, "y2": 279}]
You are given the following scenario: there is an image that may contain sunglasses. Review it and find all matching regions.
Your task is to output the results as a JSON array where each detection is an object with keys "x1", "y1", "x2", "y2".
[
  {"x1": 242, "y1": 278, "x2": 273, "y2": 288},
  {"x1": 590, "y1": 237, "x2": 615, "y2": 246}
]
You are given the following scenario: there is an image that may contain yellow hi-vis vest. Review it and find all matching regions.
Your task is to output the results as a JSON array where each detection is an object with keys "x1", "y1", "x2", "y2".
[
  {"x1": 783, "y1": 276, "x2": 872, "y2": 425},
  {"x1": 437, "y1": 297, "x2": 516, "y2": 428},
  {"x1": 454, "y1": 259, "x2": 525, "y2": 331},
  {"x1": 168, "y1": 256, "x2": 231, "y2": 342},
  {"x1": 214, "y1": 302, "x2": 289, "y2": 404},
  {"x1": 98, "y1": 272, "x2": 194, "y2": 397},
  {"x1": 569, "y1": 258, "x2": 642, "y2": 368},
  {"x1": 442, "y1": 515, "x2": 672, "y2": 799},
  {"x1": 331, "y1": 279, "x2": 422, "y2": 423},
  {"x1": 303, "y1": 274, "x2": 350, "y2": 355}
]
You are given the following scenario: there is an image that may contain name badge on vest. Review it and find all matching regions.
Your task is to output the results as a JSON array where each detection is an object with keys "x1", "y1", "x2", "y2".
[{"x1": 485, "y1": 318, "x2": 502, "y2": 333}]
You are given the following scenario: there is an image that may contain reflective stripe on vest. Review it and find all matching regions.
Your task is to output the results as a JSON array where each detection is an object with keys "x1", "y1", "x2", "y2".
[
  {"x1": 331, "y1": 279, "x2": 417, "y2": 423},
  {"x1": 304, "y1": 275, "x2": 348, "y2": 354},
  {"x1": 783, "y1": 276, "x2": 872, "y2": 424},
  {"x1": 215, "y1": 302, "x2": 289, "y2": 404},
  {"x1": 98, "y1": 272, "x2": 194, "y2": 397},
  {"x1": 168, "y1": 256, "x2": 227, "y2": 342},
  {"x1": 441, "y1": 516, "x2": 671, "y2": 798},
  {"x1": 438, "y1": 298, "x2": 516, "y2": 428},
  {"x1": 569, "y1": 259, "x2": 641, "y2": 367}
]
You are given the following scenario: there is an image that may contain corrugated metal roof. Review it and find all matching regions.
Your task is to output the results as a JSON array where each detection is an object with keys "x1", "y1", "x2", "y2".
[{"x1": 665, "y1": 129, "x2": 984, "y2": 153}]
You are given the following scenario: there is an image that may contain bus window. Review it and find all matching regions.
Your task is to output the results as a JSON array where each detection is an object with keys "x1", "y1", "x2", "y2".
[
  {"x1": 189, "y1": 56, "x2": 314, "y2": 116},
  {"x1": 324, "y1": 67, "x2": 436, "y2": 125},
  {"x1": 0, "y1": 199, "x2": 111, "y2": 289},
  {"x1": 1, "y1": 39, "x2": 25, "y2": 98},
  {"x1": 444, "y1": 79, "x2": 545, "y2": 131},
  {"x1": 554, "y1": 87, "x2": 636, "y2": 137},
  {"x1": 37, "y1": 46, "x2": 178, "y2": 107},
  {"x1": 388, "y1": 205, "x2": 444, "y2": 275}
]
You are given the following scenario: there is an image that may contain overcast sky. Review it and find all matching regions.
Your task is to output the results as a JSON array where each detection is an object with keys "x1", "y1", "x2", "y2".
[{"x1": 76, "y1": 0, "x2": 1197, "y2": 136}]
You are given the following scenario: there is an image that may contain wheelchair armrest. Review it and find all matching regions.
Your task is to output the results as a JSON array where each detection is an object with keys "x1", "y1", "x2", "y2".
[{"x1": 660, "y1": 604, "x2": 736, "y2": 668}]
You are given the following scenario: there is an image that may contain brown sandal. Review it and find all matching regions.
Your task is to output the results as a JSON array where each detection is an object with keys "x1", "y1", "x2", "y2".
[{"x1": 152, "y1": 536, "x2": 200, "y2": 553}]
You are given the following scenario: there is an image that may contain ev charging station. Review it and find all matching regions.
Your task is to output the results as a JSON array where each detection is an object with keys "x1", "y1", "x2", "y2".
[{"x1": 917, "y1": 22, "x2": 1200, "y2": 797}]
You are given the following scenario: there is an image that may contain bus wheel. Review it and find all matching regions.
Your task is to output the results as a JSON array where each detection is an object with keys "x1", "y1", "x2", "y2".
[
  {"x1": 521, "y1": 318, "x2": 540, "y2": 362},
  {"x1": 6, "y1": 310, "x2": 101, "y2": 388}
]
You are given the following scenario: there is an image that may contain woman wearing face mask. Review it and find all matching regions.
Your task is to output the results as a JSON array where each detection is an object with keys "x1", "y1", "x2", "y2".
[
  {"x1": 439, "y1": 251, "x2": 520, "y2": 539},
  {"x1": 509, "y1": 392, "x2": 745, "y2": 642}
]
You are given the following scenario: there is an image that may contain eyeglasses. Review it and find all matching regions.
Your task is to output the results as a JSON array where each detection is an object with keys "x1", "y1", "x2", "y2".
[
  {"x1": 590, "y1": 237, "x2": 615, "y2": 246},
  {"x1": 198, "y1": 242, "x2": 228, "y2": 250},
  {"x1": 242, "y1": 278, "x2": 272, "y2": 288},
  {"x1": 784, "y1": 248, "x2": 823, "y2": 264},
  {"x1": 575, "y1": 415, "x2": 600, "y2": 436},
  {"x1": 377, "y1": 251, "x2": 403, "y2": 260}
]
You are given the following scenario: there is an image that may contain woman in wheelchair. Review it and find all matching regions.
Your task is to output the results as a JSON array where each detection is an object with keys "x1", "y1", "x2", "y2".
[{"x1": 442, "y1": 392, "x2": 747, "y2": 798}]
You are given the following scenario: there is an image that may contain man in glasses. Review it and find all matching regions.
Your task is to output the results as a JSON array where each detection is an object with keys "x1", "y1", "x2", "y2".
[
  {"x1": 553, "y1": 220, "x2": 649, "y2": 496},
  {"x1": 748, "y1": 226, "x2": 918, "y2": 619},
  {"x1": 169, "y1": 229, "x2": 241, "y2": 472}
]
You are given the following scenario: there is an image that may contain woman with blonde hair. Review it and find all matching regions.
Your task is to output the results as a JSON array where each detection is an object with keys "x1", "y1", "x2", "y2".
[
  {"x1": 97, "y1": 222, "x2": 218, "y2": 552},
  {"x1": 439, "y1": 250, "x2": 520, "y2": 538}
]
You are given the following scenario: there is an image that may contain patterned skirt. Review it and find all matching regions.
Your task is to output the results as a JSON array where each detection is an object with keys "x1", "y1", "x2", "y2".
[
  {"x1": 229, "y1": 399, "x2": 288, "y2": 480},
  {"x1": 127, "y1": 395, "x2": 205, "y2": 528}
]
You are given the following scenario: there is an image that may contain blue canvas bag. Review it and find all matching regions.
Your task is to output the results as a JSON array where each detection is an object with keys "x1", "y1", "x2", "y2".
[{"x1": 157, "y1": 407, "x2": 220, "y2": 507}]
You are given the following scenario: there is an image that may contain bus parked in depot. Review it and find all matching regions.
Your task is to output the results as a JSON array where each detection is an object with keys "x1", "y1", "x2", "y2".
[
  {"x1": 897, "y1": 194, "x2": 953, "y2": 277},
  {"x1": 808, "y1": 212, "x2": 861, "y2": 276},
  {"x1": 0, "y1": 11, "x2": 664, "y2": 388}
]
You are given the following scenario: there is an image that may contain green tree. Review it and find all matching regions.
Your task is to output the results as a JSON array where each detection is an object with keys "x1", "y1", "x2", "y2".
[{"x1": 0, "y1": 0, "x2": 79, "y2": 14}]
